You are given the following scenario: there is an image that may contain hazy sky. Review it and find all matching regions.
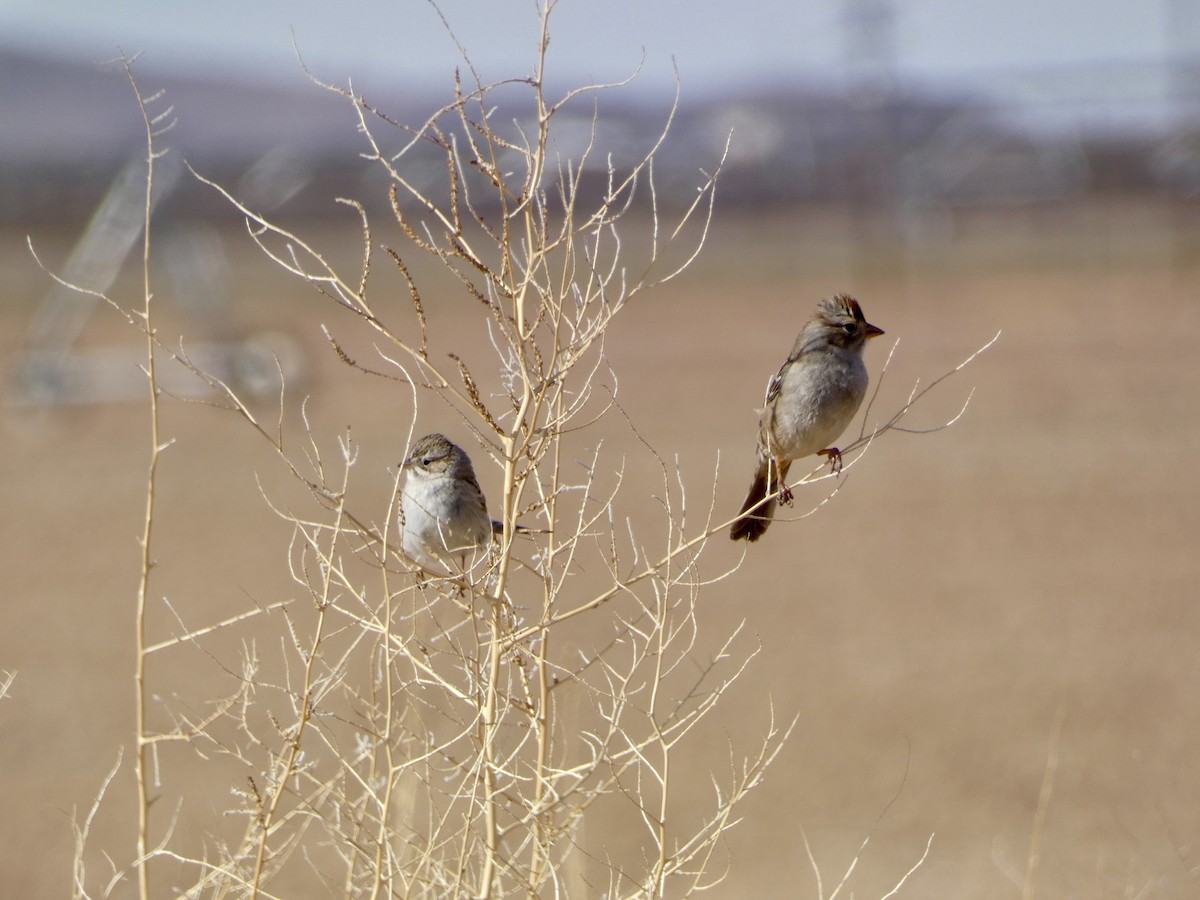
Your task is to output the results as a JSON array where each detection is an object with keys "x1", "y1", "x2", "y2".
[{"x1": 2, "y1": 0, "x2": 1187, "y2": 97}]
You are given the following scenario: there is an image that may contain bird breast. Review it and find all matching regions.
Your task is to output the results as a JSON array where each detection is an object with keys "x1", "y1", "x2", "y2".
[
  {"x1": 765, "y1": 349, "x2": 868, "y2": 460},
  {"x1": 401, "y1": 476, "x2": 490, "y2": 560}
]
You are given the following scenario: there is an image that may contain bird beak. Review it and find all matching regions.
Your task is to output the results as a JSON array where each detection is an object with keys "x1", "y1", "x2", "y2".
[{"x1": 864, "y1": 322, "x2": 885, "y2": 338}]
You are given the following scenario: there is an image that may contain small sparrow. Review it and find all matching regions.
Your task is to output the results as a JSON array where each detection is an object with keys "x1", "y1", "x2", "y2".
[
  {"x1": 730, "y1": 294, "x2": 884, "y2": 542},
  {"x1": 400, "y1": 433, "x2": 496, "y2": 572}
]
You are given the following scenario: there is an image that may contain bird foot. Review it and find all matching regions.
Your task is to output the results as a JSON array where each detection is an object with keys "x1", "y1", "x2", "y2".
[
  {"x1": 817, "y1": 447, "x2": 844, "y2": 474},
  {"x1": 777, "y1": 485, "x2": 794, "y2": 506}
]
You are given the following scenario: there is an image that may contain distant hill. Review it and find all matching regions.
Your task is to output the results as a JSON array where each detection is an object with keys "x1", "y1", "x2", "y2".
[
  {"x1": 1, "y1": 47, "x2": 425, "y2": 222},
  {"x1": 0, "y1": 46, "x2": 1175, "y2": 226},
  {"x1": 0, "y1": 47, "x2": 420, "y2": 165}
]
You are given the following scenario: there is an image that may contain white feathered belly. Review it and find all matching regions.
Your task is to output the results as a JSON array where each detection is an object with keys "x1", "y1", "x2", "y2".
[{"x1": 767, "y1": 356, "x2": 867, "y2": 460}]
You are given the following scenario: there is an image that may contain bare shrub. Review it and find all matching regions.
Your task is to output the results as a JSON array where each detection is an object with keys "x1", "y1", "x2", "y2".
[{"x1": 43, "y1": 8, "x2": 995, "y2": 898}]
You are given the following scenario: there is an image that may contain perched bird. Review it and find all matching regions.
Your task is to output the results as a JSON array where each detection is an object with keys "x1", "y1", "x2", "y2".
[
  {"x1": 730, "y1": 294, "x2": 884, "y2": 542},
  {"x1": 400, "y1": 433, "x2": 496, "y2": 572}
]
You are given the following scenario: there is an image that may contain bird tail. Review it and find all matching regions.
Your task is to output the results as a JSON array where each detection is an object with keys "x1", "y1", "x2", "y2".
[
  {"x1": 491, "y1": 520, "x2": 546, "y2": 536},
  {"x1": 730, "y1": 459, "x2": 788, "y2": 542}
]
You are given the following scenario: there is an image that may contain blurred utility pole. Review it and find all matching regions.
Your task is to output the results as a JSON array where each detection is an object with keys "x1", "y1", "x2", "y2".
[
  {"x1": 840, "y1": 0, "x2": 906, "y2": 280},
  {"x1": 1166, "y1": 0, "x2": 1200, "y2": 276},
  {"x1": 842, "y1": 0, "x2": 897, "y2": 96}
]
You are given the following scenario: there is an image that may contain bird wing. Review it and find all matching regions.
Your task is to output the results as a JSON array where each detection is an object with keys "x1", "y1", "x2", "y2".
[{"x1": 764, "y1": 367, "x2": 785, "y2": 406}]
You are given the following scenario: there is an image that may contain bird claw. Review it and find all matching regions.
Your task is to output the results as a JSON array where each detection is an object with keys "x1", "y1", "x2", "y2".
[
  {"x1": 817, "y1": 447, "x2": 844, "y2": 474},
  {"x1": 777, "y1": 485, "x2": 794, "y2": 506}
]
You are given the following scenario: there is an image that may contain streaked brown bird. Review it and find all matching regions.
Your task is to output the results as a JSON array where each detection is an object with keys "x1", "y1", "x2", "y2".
[
  {"x1": 399, "y1": 433, "x2": 495, "y2": 571},
  {"x1": 731, "y1": 294, "x2": 884, "y2": 542}
]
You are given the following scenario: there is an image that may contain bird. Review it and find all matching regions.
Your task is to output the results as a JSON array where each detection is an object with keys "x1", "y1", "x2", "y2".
[
  {"x1": 399, "y1": 433, "x2": 496, "y2": 572},
  {"x1": 730, "y1": 294, "x2": 884, "y2": 542}
]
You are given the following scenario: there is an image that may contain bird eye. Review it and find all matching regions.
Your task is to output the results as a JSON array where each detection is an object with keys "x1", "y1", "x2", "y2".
[
  {"x1": 842, "y1": 323, "x2": 857, "y2": 336},
  {"x1": 422, "y1": 455, "x2": 436, "y2": 466}
]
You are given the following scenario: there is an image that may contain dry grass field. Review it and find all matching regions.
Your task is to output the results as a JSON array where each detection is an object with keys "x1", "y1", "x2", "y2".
[{"x1": 2, "y1": 197, "x2": 1198, "y2": 897}]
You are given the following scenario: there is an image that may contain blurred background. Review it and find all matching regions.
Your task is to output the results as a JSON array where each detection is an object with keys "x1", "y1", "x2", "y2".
[
  {"x1": 5, "y1": 0, "x2": 1200, "y2": 229},
  {"x1": 2, "y1": 1, "x2": 1199, "y2": 897}
]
